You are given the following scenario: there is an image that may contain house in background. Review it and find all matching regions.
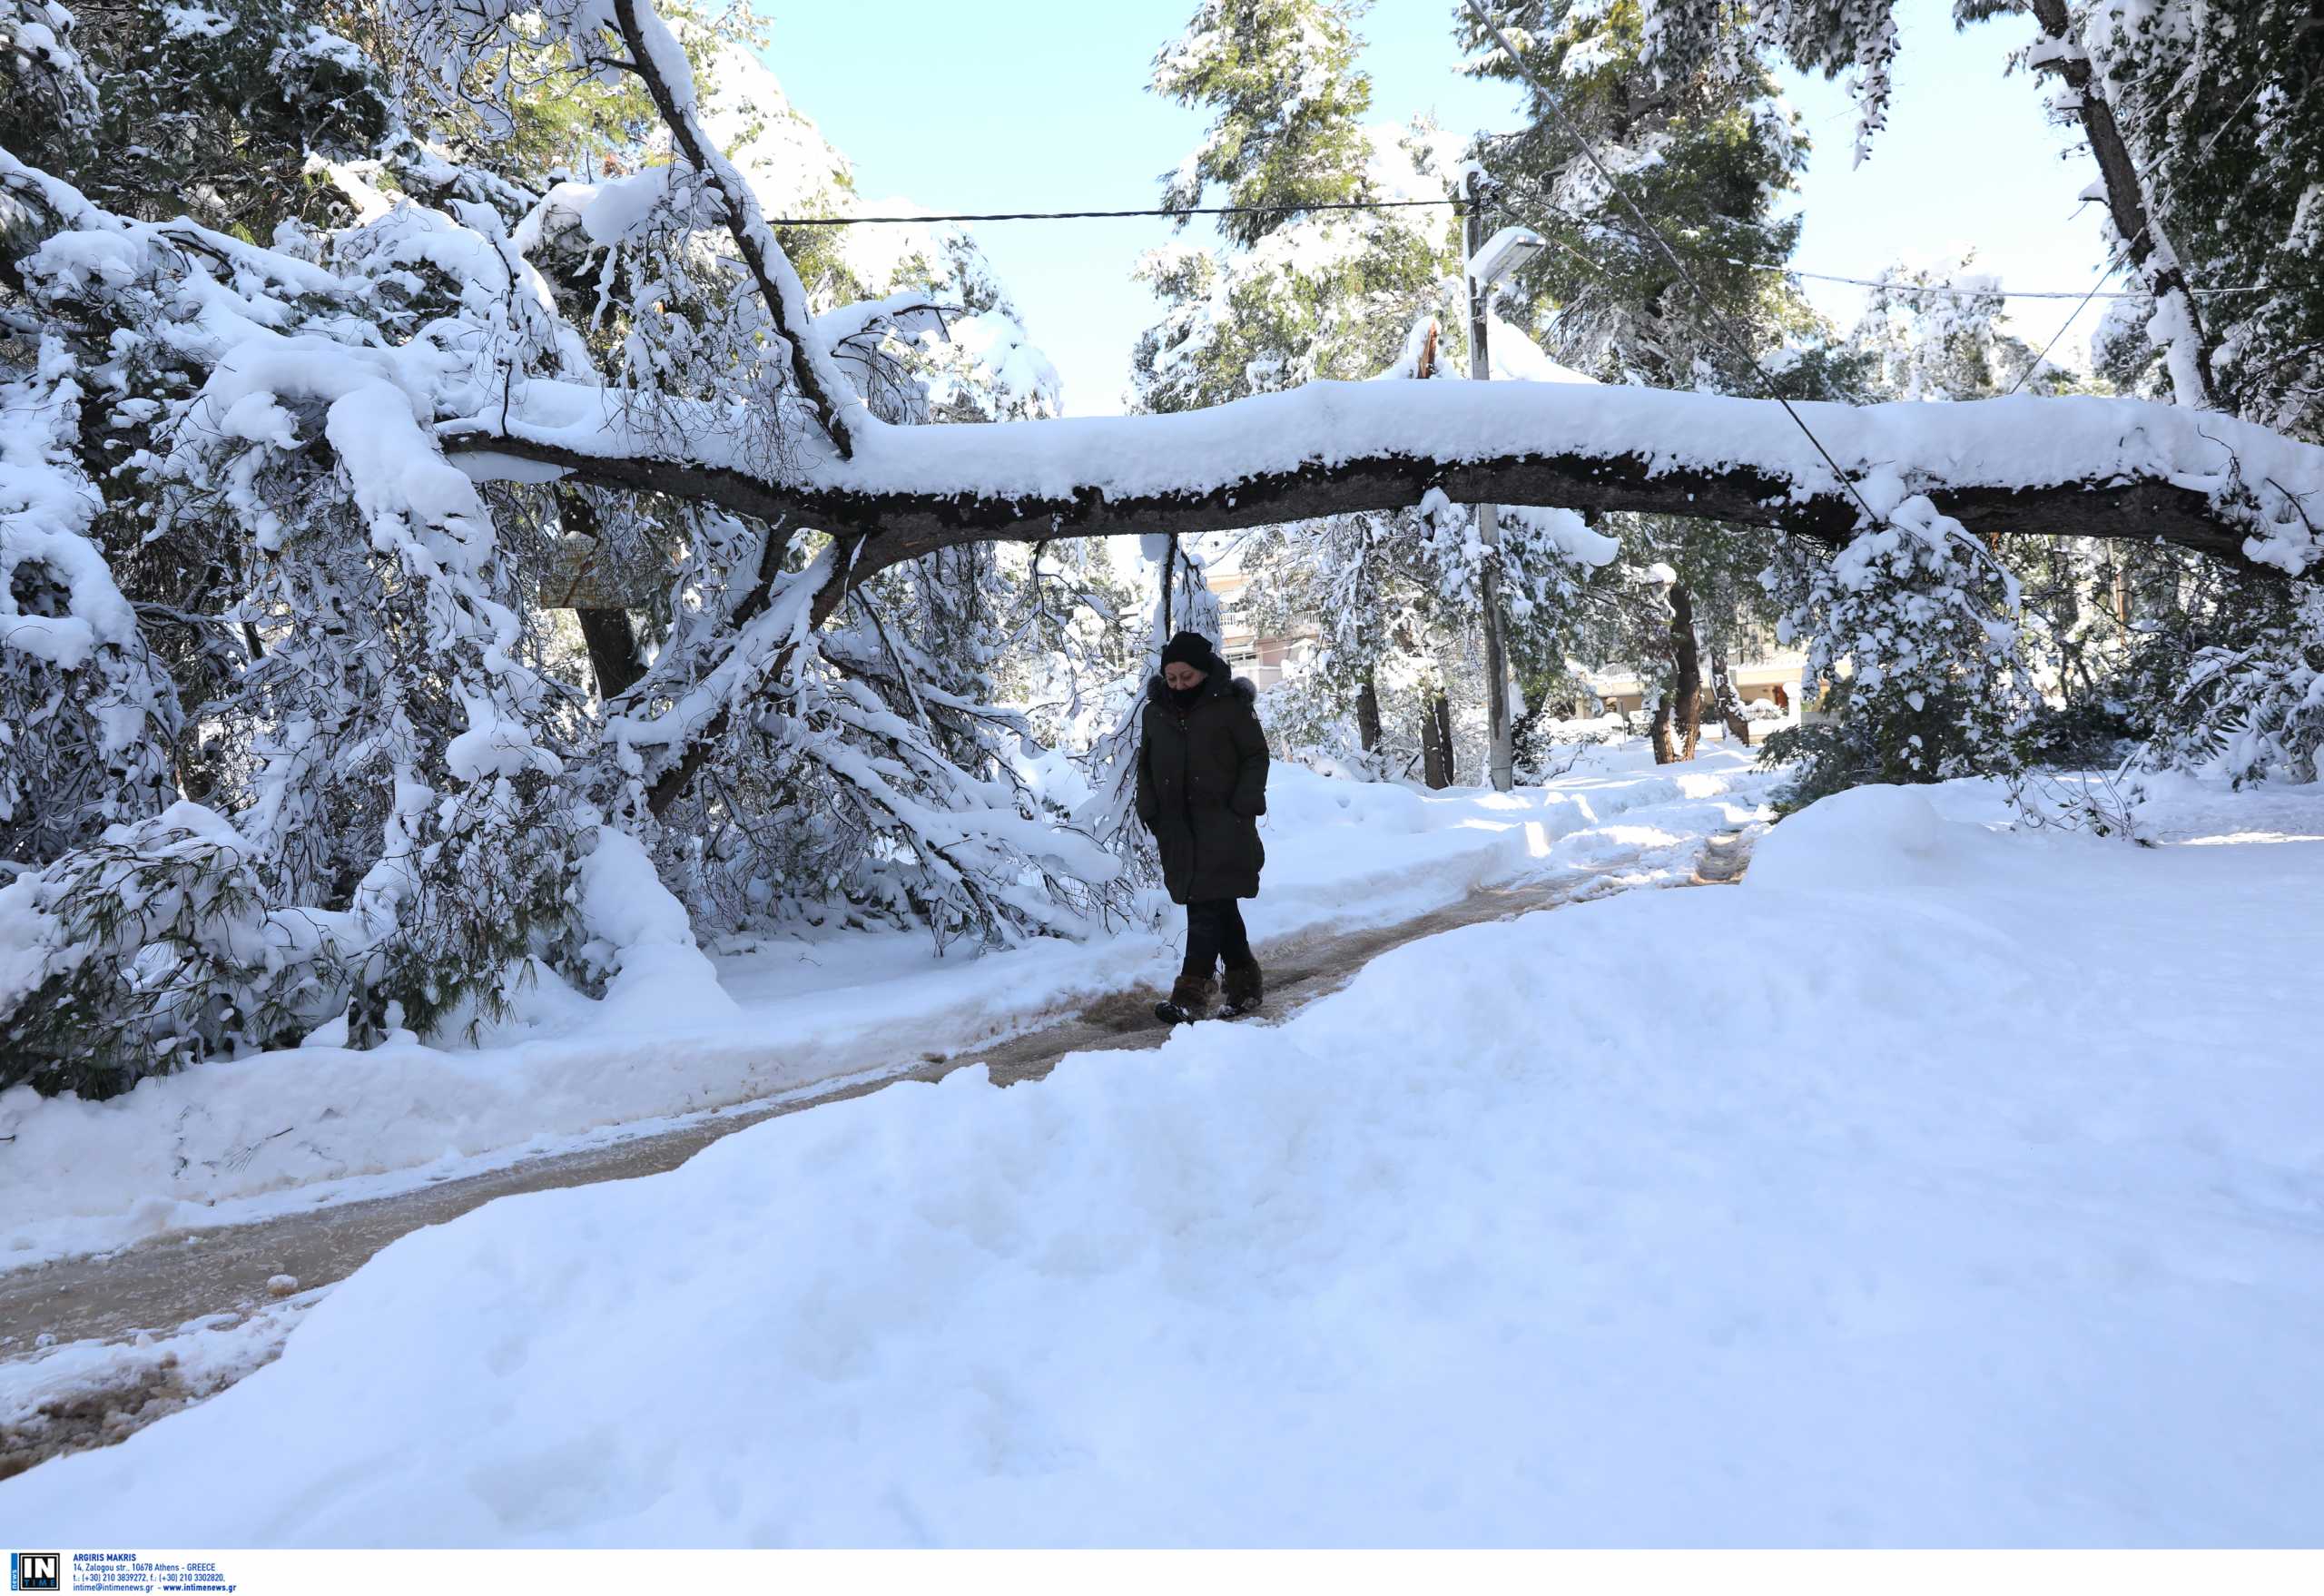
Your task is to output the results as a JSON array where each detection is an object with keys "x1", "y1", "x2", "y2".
[
  {"x1": 1581, "y1": 653, "x2": 1808, "y2": 717},
  {"x1": 1207, "y1": 566, "x2": 1316, "y2": 690}
]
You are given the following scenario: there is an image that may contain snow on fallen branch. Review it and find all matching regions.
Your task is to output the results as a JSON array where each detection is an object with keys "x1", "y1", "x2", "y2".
[{"x1": 449, "y1": 378, "x2": 2324, "y2": 601}]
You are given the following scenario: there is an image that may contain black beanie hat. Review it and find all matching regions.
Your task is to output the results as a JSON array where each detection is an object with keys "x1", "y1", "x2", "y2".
[{"x1": 1160, "y1": 631, "x2": 1216, "y2": 672}]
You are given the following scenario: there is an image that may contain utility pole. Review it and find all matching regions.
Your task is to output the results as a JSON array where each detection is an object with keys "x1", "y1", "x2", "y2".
[{"x1": 1463, "y1": 168, "x2": 1515, "y2": 793}]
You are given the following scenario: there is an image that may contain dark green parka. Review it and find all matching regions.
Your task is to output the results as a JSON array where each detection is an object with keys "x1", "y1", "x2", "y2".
[{"x1": 1136, "y1": 669, "x2": 1270, "y2": 903}]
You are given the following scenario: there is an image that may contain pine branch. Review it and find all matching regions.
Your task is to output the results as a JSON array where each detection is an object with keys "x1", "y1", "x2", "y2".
[{"x1": 605, "y1": 0, "x2": 865, "y2": 459}]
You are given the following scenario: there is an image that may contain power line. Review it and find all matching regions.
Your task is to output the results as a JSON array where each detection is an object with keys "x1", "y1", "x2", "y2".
[
  {"x1": 1458, "y1": 0, "x2": 1890, "y2": 532},
  {"x1": 2005, "y1": 72, "x2": 2268, "y2": 396},
  {"x1": 768, "y1": 199, "x2": 2272, "y2": 301},
  {"x1": 2009, "y1": 261, "x2": 2122, "y2": 396},
  {"x1": 770, "y1": 197, "x2": 1459, "y2": 225},
  {"x1": 1742, "y1": 261, "x2": 2268, "y2": 300}
]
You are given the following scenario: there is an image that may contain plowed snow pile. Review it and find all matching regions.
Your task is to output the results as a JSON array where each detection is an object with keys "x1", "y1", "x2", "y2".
[{"x1": 5, "y1": 778, "x2": 2320, "y2": 1545}]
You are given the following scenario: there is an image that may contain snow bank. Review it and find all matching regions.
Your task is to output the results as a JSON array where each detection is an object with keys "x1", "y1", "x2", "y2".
[
  {"x1": 1747, "y1": 782, "x2": 2004, "y2": 892},
  {"x1": 7, "y1": 777, "x2": 2318, "y2": 1544},
  {"x1": 573, "y1": 826, "x2": 736, "y2": 1023},
  {"x1": 0, "y1": 753, "x2": 1771, "y2": 1268}
]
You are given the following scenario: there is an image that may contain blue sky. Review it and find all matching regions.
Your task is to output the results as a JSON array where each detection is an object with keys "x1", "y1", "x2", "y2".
[{"x1": 757, "y1": 0, "x2": 2114, "y2": 415}]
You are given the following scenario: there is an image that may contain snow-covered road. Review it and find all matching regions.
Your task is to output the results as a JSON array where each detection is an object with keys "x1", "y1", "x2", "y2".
[
  {"x1": 4, "y1": 773, "x2": 2319, "y2": 1543},
  {"x1": 0, "y1": 853, "x2": 1731, "y2": 1476},
  {"x1": 0, "y1": 744, "x2": 1770, "y2": 1271}
]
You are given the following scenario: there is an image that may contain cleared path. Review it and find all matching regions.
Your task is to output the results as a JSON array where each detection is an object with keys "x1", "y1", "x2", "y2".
[{"x1": 1, "y1": 836, "x2": 1750, "y2": 1477}]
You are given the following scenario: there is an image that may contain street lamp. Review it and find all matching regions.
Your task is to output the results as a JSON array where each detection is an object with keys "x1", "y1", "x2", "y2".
[
  {"x1": 1470, "y1": 223, "x2": 1547, "y2": 300},
  {"x1": 1463, "y1": 172, "x2": 1542, "y2": 793}
]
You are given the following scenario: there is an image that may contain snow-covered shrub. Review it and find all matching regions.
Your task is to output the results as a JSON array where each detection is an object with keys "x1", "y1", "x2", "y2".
[
  {"x1": 2132, "y1": 578, "x2": 2324, "y2": 786},
  {"x1": 0, "y1": 805, "x2": 350, "y2": 1097},
  {"x1": 1257, "y1": 670, "x2": 1382, "y2": 779},
  {"x1": 2012, "y1": 697, "x2": 2141, "y2": 769},
  {"x1": 1761, "y1": 496, "x2": 2030, "y2": 810}
]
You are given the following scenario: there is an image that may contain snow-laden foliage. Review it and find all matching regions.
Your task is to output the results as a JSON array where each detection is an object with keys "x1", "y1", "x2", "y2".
[
  {"x1": 1764, "y1": 495, "x2": 2031, "y2": 808},
  {"x1": 1149, "y1": 0, "x2": 1377, "y2": 249},
  {"x1": 631, "y1": 535, "x2": 1131, "y2": 952},
  {"x1": 0, "y1": 338, "x2": 181, "y2": 864},
  {"x1": 1636, "y1": 0, "x2": 1909, "y2": 167},
  {"x1": 2109, "y1": 557, "x2": 2324, "y2": 789},
  {"x1": 0, "y1": 0, "x2": 1120, "y2": 1091},
  {"x1": 1, "y1": 803, "x2": 354, "y2": 1096},
  {"x1": 1134, "y1": 119, "x2": 1463, "y2": 410},
  {"x1": 1848, "y1": 253, "x2": 2064, "y2": 401},
  {"x1": 2157, "y1": 583, "x2": 2324, "y2": 787},
  {"x1": 0, "y1": 0, "x2": 95, "y2": 151},
  {"x1": 1459, "y1": 0, "x2": 1813, "y2": 392}
]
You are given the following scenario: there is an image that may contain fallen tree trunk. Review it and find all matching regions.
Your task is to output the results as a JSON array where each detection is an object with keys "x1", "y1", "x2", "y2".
[{"x1": 449, "y1": 382, "x2": 2324, "y2": 606}]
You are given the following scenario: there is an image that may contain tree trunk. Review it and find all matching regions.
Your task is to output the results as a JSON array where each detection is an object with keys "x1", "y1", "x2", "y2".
[
  {"x1": 1711, "y1": 652, "x2": 1752, "y2": 747},
  {"x1": 1420, "y1": 712, "x2": 1447, "y2": 789},
  {"x1": 1433, "y1": 692, "x2": 1456, "y2": 787},
  {"x1": 1668, "y1": 581, "x2": 1702, "y2": 761},
  {"x1": 577, "y1": 606, "x2": 646, "y2": 701},
  {"x1": 1420, "y1": 691, "x2": 1455, "y2": 790},
  {"x1": 1355, "y1": 670, "x2": 1383, "y2": 754},
  {"x1": 1649, "y1": 692, "x2": 1676, "y2": 765},
  {"x1": 464, "y1": 393, "x2": 2292, "y2": 612},
  {"x1": 2024, "y1": 0, "x2": 2216, "y2": 408}
]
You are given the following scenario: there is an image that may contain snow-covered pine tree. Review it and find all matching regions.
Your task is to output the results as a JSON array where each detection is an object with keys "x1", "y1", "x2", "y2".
[
  {"x1": 1138, "y1": 0, "x2": 1462, "y2": 773},
  {"x1": 1460, "y1": 1, "x2": 1810, "y2": 764},
  {"x1": 1850, "y1": 253, "x2": 2063, "y2": 400},
  {"x1": 1150, "y1": 0, "x2": 1377, "y2": 249},
  {"x1": 1637, "y1": 0, "x2": 2324, "y2": 787},
  {"x1": 1141, "y1": 0, "x2": 1620, "y2": 781},
  {"x1": 1760, "y1": 497, "x2": 2034, "y2": 808},
  {"x1": 0, "y1": 0, "x2": 1130, "y2": 1093},
  {"x1": 1459, "y1": 0, "x2": 1809, "y2": 391}
]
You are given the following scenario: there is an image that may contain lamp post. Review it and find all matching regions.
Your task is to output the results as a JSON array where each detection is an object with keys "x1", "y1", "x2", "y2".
[{"x1": 1462, "y1": 169, "x2": 1545, "y2": 793}]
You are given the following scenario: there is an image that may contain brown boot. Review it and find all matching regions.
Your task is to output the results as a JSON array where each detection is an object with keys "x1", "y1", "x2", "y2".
[
  {"x1": 1162, "y1": 972, "x2": 1217, "y2": 1021},
  {"x1": 1221, "y1": 959, "x2": 1264, "y2": 1014}
]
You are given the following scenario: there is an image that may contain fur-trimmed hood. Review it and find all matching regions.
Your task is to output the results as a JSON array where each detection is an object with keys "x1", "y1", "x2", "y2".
[{"x1": 1147, "y1": 671, "x2": 1258, "y2": 707}]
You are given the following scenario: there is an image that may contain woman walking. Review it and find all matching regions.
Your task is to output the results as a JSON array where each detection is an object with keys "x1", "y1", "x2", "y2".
[{"x1": 1137, "y1": 630, "x2": 1270, "y2": 1022}]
